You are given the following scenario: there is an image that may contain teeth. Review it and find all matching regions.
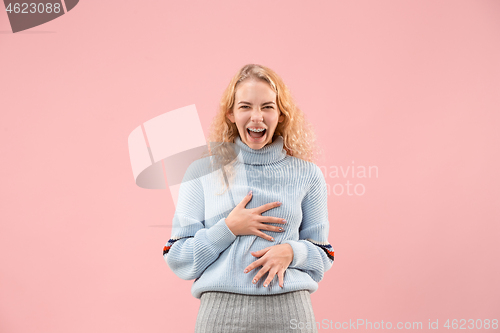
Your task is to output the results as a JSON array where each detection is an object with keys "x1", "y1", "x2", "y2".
[{"x1": 248, "y1": 128, "x2": 265, "y2": 132}]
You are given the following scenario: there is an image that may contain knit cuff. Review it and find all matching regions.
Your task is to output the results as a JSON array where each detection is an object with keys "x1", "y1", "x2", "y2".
[
  {"x1": 205, "y1": 218, "x2": 237, "y2": 252},
  {"x1": 282, "y1": 240, "x2": 308, "y2": 268}
]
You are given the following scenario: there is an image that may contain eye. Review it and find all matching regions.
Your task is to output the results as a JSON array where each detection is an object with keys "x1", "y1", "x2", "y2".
[{"x1": 240, "y1": 105, "x2": 250, "y2": 109}]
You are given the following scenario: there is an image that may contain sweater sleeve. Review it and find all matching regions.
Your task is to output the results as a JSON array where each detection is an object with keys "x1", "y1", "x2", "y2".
[
  {"x1": 162, "y1": 161, "x2": 237, "y2": 280},
  {"x1": 282, "y1": 164, "x2": 334, "y2": 282}
]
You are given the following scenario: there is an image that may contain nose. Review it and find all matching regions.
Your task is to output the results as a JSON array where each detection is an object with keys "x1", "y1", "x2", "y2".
[{"x1": 250, "y1": 108, "x2": 264, "y2": 122}]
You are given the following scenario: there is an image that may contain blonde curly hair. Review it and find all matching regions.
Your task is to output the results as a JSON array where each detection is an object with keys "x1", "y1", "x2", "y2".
[{"x1": 201, "y1": 63, "x2": 321, "y2": 194}]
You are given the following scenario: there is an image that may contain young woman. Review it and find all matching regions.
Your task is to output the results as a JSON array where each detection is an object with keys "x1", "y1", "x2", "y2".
[{"x1": 163, "y1": 64, "x2": 334, "y2": 332}]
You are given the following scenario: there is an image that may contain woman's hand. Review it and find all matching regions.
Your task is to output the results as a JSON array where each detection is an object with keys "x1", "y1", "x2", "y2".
[
  {"x1": 226, "y1": 191, "x2": 287, "y2": 242},
  {"x1": 243, "y1": 243, "x2": 294, "y2": 288}
]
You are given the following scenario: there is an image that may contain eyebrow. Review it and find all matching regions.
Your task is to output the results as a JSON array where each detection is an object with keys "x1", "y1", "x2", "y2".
[{"x1": 238, "y1": 101, "x2": 276, "y2": 105}]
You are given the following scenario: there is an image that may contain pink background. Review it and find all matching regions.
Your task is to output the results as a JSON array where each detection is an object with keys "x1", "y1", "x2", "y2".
[{"x1": 1, "y1": 1, "x2": 499, "y2": 332}]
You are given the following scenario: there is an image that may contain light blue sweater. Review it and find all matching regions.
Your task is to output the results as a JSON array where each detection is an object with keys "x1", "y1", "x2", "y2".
[{"x1": 163, "y1": 135, "x2": 334, "y2": 299}]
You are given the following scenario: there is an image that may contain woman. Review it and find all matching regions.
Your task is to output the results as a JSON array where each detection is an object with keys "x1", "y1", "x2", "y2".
[{"x1": 163, "y1": 64, "x2": 334, "y2": 332}]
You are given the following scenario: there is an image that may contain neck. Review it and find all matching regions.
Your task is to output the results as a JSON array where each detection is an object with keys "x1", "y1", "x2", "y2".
[{"x1": 234, "y1": 134, "x2": 287, "y2": 165}]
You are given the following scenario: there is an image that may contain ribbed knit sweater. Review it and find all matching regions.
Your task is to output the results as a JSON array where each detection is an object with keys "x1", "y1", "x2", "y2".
[{"x1": 163, "y1": 135, "x2": 334, "y2": 299}]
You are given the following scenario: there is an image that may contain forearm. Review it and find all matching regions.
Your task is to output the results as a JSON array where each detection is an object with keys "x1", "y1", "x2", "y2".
[
  {"x1": 164, "y1": 218, "x2": 236, "y2": 280},
  {"x1": 282, "y1": 239, "x2": 334, "y2": 282}
]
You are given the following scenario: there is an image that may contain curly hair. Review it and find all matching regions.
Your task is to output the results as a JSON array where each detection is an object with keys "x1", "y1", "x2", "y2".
[{"x1": 201, "y1": 64, "x2": 321, "y2": 194}]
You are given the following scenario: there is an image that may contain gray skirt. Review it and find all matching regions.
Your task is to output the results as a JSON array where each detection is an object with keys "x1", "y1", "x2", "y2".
[{"x1": 194, "y1": 290, "x2": 318, "y2": 333}]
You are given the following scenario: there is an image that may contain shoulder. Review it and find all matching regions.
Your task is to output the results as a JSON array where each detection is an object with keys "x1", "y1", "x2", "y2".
[
  {"x1": 286, "y1": 156, "x2": 325, "y2": 182},
  {"x1": 181, "y1": 155, "x2": 214, "y2": 183}
]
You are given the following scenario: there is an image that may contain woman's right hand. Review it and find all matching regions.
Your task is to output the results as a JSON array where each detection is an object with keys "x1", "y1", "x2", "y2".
[{"x1": 225, "y1": 191, "x2": 286, "y2": 242}]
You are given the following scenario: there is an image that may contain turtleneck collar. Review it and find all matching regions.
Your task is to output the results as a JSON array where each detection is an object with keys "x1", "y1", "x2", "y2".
[{"x1": 234, "y1": 135, "x2": 287, "y2": 165}]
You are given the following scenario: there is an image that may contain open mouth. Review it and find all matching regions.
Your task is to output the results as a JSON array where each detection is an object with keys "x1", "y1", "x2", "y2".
[{"x1": 247, "y1": 128, "x2": 266, "y2": 140}]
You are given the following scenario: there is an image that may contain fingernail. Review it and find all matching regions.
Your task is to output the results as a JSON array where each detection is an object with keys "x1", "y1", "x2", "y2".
[
  {"x1": 253, "y1": 279, "x2": 257, "y2": 284},
  {"x1": 248, "y1": 190, "x2": 252, "y2": 196},
  {"x1": 282, "y1": 219, "x2": 286, "y2": 223},
  {"x1": 278, "y1": 228, "x2": 283, "y2": 231},
  {"x1": 270, "y1": 237, "x2": 274, "y2": 241},
  {"x1": 244, "y1": 269, "x2": 248, "y2": 273},
  {"x1": 263, "y1": 283, "x2": 268, "y2": 287},
  {"x1": 277, "y1": 202, "x2": 281, "y2": 206}
]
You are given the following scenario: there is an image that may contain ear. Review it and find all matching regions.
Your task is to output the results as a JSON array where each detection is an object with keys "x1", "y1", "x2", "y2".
[
  {"x1": 278, "y1": 114, "x2": 285, "y2": 123},
  {"x1": 226, "y1": 109, "x2": 235, "y2": 123}
]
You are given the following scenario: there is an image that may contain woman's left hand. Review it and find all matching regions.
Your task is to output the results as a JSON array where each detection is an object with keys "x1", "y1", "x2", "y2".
[{"x1": 244, "y1": 243, "x2": 294, "y2": 288}]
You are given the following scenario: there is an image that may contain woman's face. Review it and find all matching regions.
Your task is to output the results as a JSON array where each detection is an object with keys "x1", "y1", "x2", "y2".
[{"x1": 227, "y1": 79, "x2": 284, "y2": 150}]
